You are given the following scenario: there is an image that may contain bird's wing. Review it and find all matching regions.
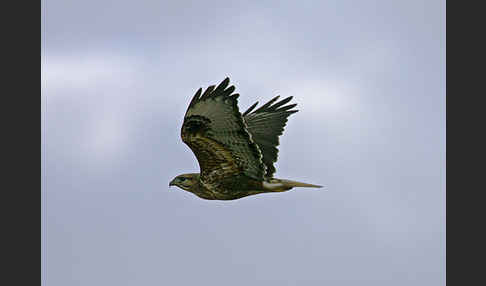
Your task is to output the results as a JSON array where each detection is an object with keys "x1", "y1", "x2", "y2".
[
  {"x1": 242, "y1": 96, "x2": 298, "y2": 177},
  {"x1": 181, "y1": 78, "x2": 266, "y2": 183}
]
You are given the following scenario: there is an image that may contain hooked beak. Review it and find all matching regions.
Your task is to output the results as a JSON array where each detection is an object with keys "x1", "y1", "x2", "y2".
[{"x1": 169, "y1": 179, "x2": 176, "y2": 187}]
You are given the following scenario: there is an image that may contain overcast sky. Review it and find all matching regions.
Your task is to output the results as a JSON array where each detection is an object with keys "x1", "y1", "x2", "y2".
[{"x1": 42, "y1": 1, "x2": 445, "y2": 285}]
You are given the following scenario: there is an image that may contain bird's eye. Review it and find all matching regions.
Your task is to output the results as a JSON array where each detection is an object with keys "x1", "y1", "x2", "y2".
[{"x1": 179, "y1": 177, "x2": 186, "y2": 181}]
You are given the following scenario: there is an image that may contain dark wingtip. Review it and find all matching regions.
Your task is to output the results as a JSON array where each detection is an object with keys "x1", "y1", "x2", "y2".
[
  {"x1": 225, "y1": 85, "x2": 236, "y2": 96},
  {"x1": 189, "y1": 88, "x2": 202, "y2": 107},
  {"x1": 196, "y1": 78, "x2": 235, "y2": 102},
  {"x1": 254, "y1": 96, "x2": 280, "y2": 113},
  {"x1": 271, "y1": 96, "x2": 294, "y2": 110},
  {"x1": 242, "y1": 101, "x2": 259, "y2": 116},
  {"x1": 215, "y1": 77, "x2": 230, "y2": 92},
  {"x1": 278, "y1": 103, "x2": 298, "y2": 112},
  {"x1": 201, "y1": 85, "x2": 215, "y2": 99}
]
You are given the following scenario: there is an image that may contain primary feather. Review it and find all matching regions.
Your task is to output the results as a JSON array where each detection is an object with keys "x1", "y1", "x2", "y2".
[{"x1": 243, "y1": 95, "x2": 298, "y2": 177}]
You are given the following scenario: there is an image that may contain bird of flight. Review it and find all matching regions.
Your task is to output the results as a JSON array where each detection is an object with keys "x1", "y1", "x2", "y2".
[{"x1": 169, "y1": 78, "x2": 322, "y2": 200}]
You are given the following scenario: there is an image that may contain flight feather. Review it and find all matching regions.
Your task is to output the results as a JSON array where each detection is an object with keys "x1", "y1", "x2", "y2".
[
  {"x1": 243, "y1": 96, "x2": 298, "y2": 177},
  {"x1": 181, "y1": 78, "x2": 266, "y2": 185}
]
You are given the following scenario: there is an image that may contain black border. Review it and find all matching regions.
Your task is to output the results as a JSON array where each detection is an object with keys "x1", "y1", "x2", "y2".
[
  {"x1": 447, "y1": 1, "x2": 485, "y2": 284},
  {"x1": 4, "y1": 1, "x2": 40, "y2": 285}
]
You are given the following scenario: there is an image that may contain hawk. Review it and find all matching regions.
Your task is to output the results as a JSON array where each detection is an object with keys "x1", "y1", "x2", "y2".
[{"x1": 169, "y1": 77, "x2": 322, "y2": 200}]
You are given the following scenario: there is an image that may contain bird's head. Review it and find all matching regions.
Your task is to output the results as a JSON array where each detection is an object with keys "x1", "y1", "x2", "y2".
[{"x1": 169, "y1": 173, "x2": 199, "y2": 191}]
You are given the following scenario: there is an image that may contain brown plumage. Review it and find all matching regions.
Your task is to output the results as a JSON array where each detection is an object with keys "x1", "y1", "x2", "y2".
[{"x1": 169, "y1": 77, "x2": 322, "y2": 200}]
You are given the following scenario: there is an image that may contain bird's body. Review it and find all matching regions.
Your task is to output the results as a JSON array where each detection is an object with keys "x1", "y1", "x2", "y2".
[{"x1": 169, "y1": 78, "x2": 321, "y2": 200}]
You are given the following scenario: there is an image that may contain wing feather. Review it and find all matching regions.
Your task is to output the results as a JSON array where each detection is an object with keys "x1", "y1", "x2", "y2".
[
  {"x1": 243, "y1": 96, "x2": 298, "y2": 177},
  {"x1": 181, "y1": 78, "x2": 266, "y2": 183}
]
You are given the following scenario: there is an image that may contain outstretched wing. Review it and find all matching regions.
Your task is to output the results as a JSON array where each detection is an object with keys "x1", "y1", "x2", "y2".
[
  {"x1": 181, "y1": 78, "x2": 266, "y2": 184},
  {"x1": 242, "y1": 96, "x2": 298, "y2": 177}
]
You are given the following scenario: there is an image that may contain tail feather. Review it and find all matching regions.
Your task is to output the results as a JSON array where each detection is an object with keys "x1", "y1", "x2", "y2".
[
  {"x1": 280, "y1": 179, "x2": 322, "y2": 188},
  {"x1": 263, "y1": 178, "x2": 322, "y2": 192}
]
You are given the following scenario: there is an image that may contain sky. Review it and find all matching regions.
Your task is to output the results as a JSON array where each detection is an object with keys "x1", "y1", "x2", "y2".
[{"x1": 42, "y1": 1, "x2": 445, "y2": 285}]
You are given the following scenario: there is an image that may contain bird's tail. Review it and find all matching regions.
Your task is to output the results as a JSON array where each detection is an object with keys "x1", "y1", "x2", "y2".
[{"x1": 263, "y1": 178, "x2": 323, "y2": 192}]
